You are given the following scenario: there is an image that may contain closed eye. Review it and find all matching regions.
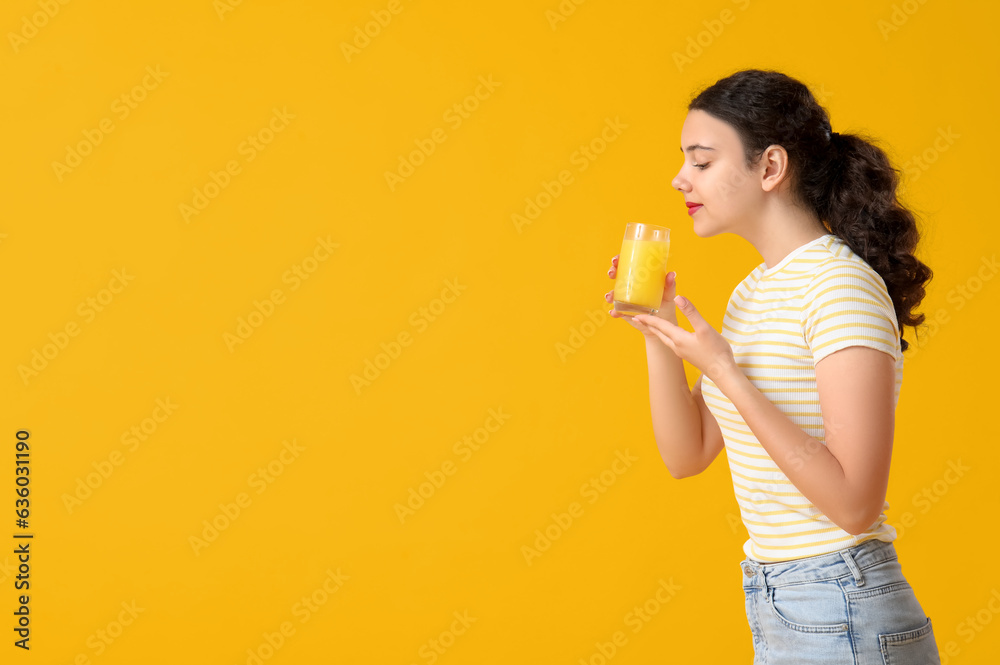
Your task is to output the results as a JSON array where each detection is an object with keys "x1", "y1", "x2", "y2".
[{"x1": 693, "y1": 163, "x2": 709, "y2": 170}]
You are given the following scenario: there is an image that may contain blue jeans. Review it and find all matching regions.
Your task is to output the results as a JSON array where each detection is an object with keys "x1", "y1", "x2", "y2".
[{"x1": 741, "y1": 538, "x2": 940, "y2": 664}]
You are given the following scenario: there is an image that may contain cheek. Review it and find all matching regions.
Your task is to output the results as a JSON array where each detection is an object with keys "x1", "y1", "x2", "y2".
[{"x1": 710, "y1": 166, "x2": 754, "y2": 207}]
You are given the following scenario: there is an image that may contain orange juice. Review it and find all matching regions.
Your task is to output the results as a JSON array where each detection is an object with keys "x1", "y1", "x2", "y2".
[{"x1": 613, "y1": 237, "x2": 670, "y2": 314}]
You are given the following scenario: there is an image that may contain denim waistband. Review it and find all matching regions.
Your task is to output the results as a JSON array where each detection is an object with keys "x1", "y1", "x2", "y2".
[{"x1": 741, "y1": 537, "x2": 897, "y2": 589}]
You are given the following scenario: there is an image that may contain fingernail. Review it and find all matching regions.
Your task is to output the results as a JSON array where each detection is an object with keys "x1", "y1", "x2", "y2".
[{"x1": 676, "y1": 296, "x2": 688, "y2": 307}]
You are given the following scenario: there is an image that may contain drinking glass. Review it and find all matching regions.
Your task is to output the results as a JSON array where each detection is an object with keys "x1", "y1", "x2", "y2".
[{"x1": 612, "y1": 223, "x2": 670, "y2": 316}]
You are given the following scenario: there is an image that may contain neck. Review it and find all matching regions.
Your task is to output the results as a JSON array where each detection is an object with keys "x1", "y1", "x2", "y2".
[{"x1": 742, "y1": 199, "x2": 830, "y2": 269}]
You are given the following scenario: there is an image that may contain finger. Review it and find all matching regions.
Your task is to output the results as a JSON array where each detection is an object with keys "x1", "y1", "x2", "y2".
[
  {"x1": 633, "y1": 315, "x2": 675, "y2": 337},
  {"x1": 674, "y1": 296, "x2": 706, "y2": 329},
  {"x1": 633, "y1": 314, "x2": 659, "y2": 328}
]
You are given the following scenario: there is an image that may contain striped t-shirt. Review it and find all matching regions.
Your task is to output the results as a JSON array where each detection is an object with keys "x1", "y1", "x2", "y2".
[{"x1": 702, "y1": 233, "x2": 902, "y2": 562}]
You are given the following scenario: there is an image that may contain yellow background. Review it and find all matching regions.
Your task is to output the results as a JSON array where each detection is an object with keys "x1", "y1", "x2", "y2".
[{"x1": 3, "y1": 0, "x2": 998, "y2": 662}]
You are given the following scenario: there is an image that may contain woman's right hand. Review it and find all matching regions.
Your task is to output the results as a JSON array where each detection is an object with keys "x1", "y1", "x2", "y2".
[{"x1": 606, "y1": 254, "x2": 678, "y2": 338}]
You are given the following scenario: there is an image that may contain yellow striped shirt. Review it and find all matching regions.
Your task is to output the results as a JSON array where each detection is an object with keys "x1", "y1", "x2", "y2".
[{"x1": 703, "y1": 234, "x2": 901, "y2": 562}]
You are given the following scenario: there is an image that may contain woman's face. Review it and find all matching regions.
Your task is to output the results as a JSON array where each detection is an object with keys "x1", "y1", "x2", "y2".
[{"x1": 671, "y1": 110, "x2": 765, "y2": 237}]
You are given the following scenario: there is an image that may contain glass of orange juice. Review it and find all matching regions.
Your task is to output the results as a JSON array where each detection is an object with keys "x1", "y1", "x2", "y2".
[{"x1": 613, "y1": 222, "x2": 670, "y2": 316}]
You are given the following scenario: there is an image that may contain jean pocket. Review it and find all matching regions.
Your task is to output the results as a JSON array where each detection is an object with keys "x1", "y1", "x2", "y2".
[
  {"x1": 766, "y1": 581, "x2": 850, "y2": 633},
  {"x1": 879, "y1": 617, "x2": 940, "y2": 665}
]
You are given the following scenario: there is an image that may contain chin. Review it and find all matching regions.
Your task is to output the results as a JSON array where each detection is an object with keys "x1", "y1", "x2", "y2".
[
  {"x1": 691, "y1": 214, "x2": 726, "y2": 239},
  {"x1": 691, "y1": 219, "x2": 713, "y2": 238}
]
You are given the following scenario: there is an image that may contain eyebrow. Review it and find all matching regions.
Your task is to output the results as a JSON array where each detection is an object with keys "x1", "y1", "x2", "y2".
[{"x1": 680, "y1": 144, "x2": 715, "y2": 153}]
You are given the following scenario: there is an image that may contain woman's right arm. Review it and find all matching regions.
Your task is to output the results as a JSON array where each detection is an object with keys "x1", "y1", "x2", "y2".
[
  {"x1": 607, "y1": 258, "x2": 724, "y2": 478},
  {"x1": 644, "y1": 340, "x2": 725, "y2": 479}
]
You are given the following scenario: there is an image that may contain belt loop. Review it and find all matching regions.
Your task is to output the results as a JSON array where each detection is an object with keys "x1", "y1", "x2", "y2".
[
  {"x1": 741, "y1": 561, "x2": 768, "y2": 593},
  {"x1": 840, "y1": 547, "x2": 865, "y2": 586}
]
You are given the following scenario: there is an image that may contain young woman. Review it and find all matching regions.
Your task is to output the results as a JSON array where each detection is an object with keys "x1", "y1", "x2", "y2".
[{"x1": 605, "y1": 69, "x2": 940, "y2": 664}]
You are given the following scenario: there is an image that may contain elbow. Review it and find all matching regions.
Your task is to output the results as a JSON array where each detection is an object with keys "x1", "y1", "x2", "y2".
[
  {"x1": 656, "y1": 438, "x2": 708, "y2": 480},
  {"x1": 840, "y1": 505, "x2": 883, "y2": 536},
  {"x1": 842, "y1": 521, "x2": 869, "y2": 537},
  {"x1": 664, "y1": 460, "x2": 699, "y2": 480},
  {"x1": 660, "y1": 456, "x2": 688, "y2": 479},
  {"x1": 667, "y1": 466, "x2": 689, "y2": 480}
]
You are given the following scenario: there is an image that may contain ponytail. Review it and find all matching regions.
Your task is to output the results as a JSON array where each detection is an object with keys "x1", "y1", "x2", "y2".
[{"x1": 815, "y1": 132, "x2": 932, "y2": 351}]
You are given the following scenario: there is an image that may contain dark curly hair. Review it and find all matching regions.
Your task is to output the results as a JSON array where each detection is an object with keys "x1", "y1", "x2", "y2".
[{"x1": 688, "y1": 69, "x2": 932, "y2": 352}]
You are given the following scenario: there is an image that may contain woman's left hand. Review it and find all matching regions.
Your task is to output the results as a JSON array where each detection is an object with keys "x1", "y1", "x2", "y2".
[{"x1": 634, "y1": 296, "x2": 737, "y2": 383}]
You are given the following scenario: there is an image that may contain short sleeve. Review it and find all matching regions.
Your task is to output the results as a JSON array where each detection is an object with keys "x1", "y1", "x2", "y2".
[{"x1": 800, "y1": 261, "x2": 899, "y2": 365}]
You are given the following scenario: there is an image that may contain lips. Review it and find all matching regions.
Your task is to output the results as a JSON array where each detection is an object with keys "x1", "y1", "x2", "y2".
[{"x1": 686, "y1": 202, "x2": 703, "y2": 215}]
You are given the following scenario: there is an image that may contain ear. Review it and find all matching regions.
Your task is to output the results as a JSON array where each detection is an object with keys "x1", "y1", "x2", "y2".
[{"x1": 759, "y1": 144, "x2": 791, "y2": 193}]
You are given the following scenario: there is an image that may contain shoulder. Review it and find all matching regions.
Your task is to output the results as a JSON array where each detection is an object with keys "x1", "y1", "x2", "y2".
[
  {"x1": 804, "y1": 255, "x2": 892, "y2": 312},
  {"x1": 800, "y1": 249, "x2": 900, "y2": 346}
]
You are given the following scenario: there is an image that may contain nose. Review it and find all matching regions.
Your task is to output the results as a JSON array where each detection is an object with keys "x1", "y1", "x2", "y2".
[{"x1": 671, "y1": 169, "x2": 690, "y2": 193}]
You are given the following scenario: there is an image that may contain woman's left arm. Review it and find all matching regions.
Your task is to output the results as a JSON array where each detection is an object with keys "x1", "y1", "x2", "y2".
[
  {"x1": 635, "y1": 299, "x2": 896, "y2": 535},
  {"x1": 712, "y1": 345, "x2": 896, "y2": 535}
]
